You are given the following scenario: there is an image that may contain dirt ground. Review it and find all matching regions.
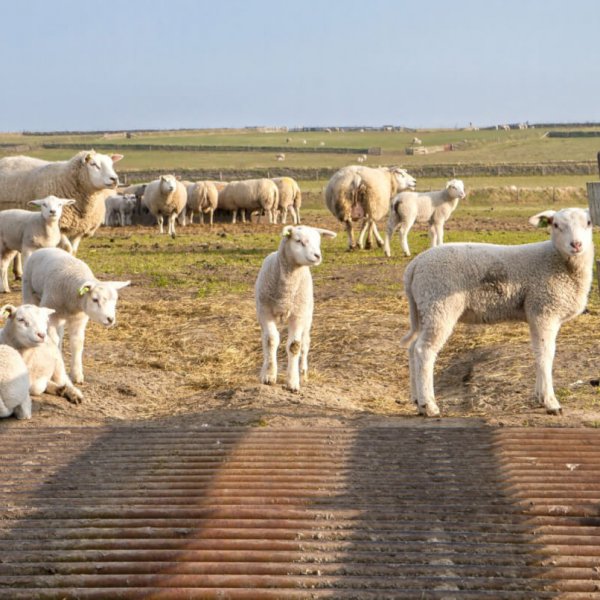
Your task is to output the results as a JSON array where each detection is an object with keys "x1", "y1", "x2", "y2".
[{"x1": 3, "y1": 207, "x2": 600, "y2": 432}]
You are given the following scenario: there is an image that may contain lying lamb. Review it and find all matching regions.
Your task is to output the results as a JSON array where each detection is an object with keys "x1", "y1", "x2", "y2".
[
  {"x1": 0, "y1": 195, "x2": 75, "y2": 293},
  {"x1": 22, "y1": 248, "x2": 130, "y2": 383},
  {"x1": 401, "y1": 207, "x2": 594, "y2": 417},
  {"x1": 0, "y1": 344, "x2": 31, "y2": 419},
  {"x1": 0, "y1": 303, "x2": 83, "y2": 405},
  {"x1": 384, "y1": 179, "x2": 466, "y2": 257},
  {"x1": 255, "y1": 225, "x2": 336, "y2": 392}
]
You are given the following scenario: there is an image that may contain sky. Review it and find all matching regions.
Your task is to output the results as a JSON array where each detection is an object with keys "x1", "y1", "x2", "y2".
[{"x1": 1, "y1": 0, "x2": 599, "y2": 131}]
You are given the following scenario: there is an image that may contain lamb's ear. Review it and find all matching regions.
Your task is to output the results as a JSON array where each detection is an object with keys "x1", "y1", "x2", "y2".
[
  {"x1": 0, "y1": 305, "x2": 16, "y2": 319},
  {"x1": 42, "y1": 307, "x2": 56, "y2": 318},
  {"x1": 77, "y1": 281, "x2": 96, "y2": 296},
  {"x1": 62, "y1": 199, "x2": 77, "y2": 206},
  {"x1": 28, "y1": 199, "x2": 44, "y2": 208},
  {"x1": 529, "y1": 210, "x2": 556, "y2": 228},
  {"x1": 105, "y1": 281, "x2": 131, "y2": 291},
  {"x1": 281, "y1": 226, "x2": 294, "y2": 238},
  {"x1": 111, "y1": 154, "x2": 124, "y2": 163},
  {"x1": 314, "y1": 228, "x2": 337, "y2": 239}
]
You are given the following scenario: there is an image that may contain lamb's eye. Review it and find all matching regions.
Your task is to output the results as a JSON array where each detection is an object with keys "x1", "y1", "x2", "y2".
[
  {"x1": 92, "y1": 298, "x2": 99, "y2": 304},
  {"x1": 553, "y1": 223, "x2": 559, "y2": 229},
  {"x1": 588, "y1": 220, "x2": 592, "y2": 227}
]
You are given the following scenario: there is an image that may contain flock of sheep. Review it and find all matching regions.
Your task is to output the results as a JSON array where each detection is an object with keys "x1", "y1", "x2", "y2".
[{"x1": 0, "y1": 149, "x2": 594, "y2": 420}]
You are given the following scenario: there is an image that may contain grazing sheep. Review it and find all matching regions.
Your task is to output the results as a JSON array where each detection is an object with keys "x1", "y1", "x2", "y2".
[
  {"x1": 22, "y1": 247, "x2": 130, "y2": 384},
  {"x1": 218, "y1": 178, "x2": 279, "y2": 224},
  {"x1": 401, "y1": 207, "x2": 594, "y2": 417},
  {"x1": 186, "y1": 181, "x2": 219, "y2": 225},
  {"x1": 275, "y1": 153, "x2": 286, "y2": 161},
  {"x1": 357, "y1": 156, "x2": 365, "y2": 163},
  {"x1": 104, "y1": 194, "x2": 137, "y2": 226},
  {"x1": 0, "y1": 304, "x2": 82, "y2": 405},
  {"x1": 384, "y1": 179, "x2": 466, "y2": 257},
  {"x1": 0, "y1": 150, "x2": 123, "y2": 254},
  {"x1": 0, "y1": 196, "x2": 75, "y2": 293},
  {"x1": 272, "y1": 177, "x2": 302, "y2": 224},
  {"x1": 0, "y1": 344, "x2": 31, "y2": 419},
  {"x1": 255, "y1": 225, "x2": 336, "y2": 392},
  {"x1": 325, "y1": 165, "x2": 416, "y2": 250},
  {"x1": 142, "y1": 175, "x2": 187, "y2": 238}
]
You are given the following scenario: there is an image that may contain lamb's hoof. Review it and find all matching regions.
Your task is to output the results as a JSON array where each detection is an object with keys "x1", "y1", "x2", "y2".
[
  {"x1": 418, "y1": 402, "x2": 441, "y2": 417},
  {"x1": 546, "y1": 405, "x2": 563, "y2": 416},
  {"x1": 285, "y1": 384, "x2": 300, "y2": 393},
  {"x1": 65, "y1": 389, "x2": 83, "y2": 405},
  {"x1": 71, "y1": 374, "x2": 84, "y2": 385},
  {"x1": 260, "y1": 374, "x2": 277, "y2": 386}
]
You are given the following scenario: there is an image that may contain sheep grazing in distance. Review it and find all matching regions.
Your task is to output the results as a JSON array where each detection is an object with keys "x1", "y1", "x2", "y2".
[
  {"x1": 0, "y1": 303, "x2": 82, "y2": 405},
  {"x1": 325, "y1": 165, "x2": 416, "y2": 250},
  {"x1": 142, "y1": 175, "x2": 187, "y2": 238},
  {"x1": 412, "y1": 137, "x2": 422, "y2": 145},
  {"x1": 218, "y1": 178, "x2": 279, "y2": 224},
  {"x1": 0, "y1": 150, "x2": 123, "y2": 255},
  {"x1": 255, "y1": 225, "x2": 336, "y2": 392},
  {"x1": 401, "y1": 207, "x2": 594, "y2": 417},
  {"x1": 22, "y1": 247, "x2": 130, "y2": 384},
  {"x1": 0, "y1": 196, "x2": 75, "y2": 293},
  {"x1": 276, "y1": 153, "x2": 286, "y2": 161},
  {"x1": 186, "y1": 181, "x2": 219, "y2": 226},
  {"x1": 384, "y1": 179, "x2": 466, "y2": 257},
  {"x1": 104, "y1": 194, "x2": 137, "y2": 226},
  {"x1": 272, "y1": 176, "x2": 302, "y2": 224},
  {"x1": 0, "y1": 344, "x2": 31, "y2": 419}
]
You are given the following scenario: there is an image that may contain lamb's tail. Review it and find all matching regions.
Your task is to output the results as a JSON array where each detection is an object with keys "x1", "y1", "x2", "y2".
[{"x1": 399, "y1": 260, "x2": 420, "y2": 348}]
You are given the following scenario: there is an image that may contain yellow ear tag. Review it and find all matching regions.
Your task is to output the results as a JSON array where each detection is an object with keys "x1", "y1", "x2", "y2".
[
  {"x1": 78, "y1": 285, "x2": 90, "y2": 296},
  {"x1": 1, "y1": 309, "x2": 10, "y2": 319}
]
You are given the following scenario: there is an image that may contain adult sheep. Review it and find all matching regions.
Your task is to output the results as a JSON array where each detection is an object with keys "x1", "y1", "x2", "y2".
[
  {"x1": 218, "y1": 178, "x2": 279, "y2": 224},
  {"x1": 272, "y1": 177, "x2": 302, "y2": 224},
  {"x1": 0, "y1": 150, "x2": 123, "y2": 255},
  {"x1": 325, "y1": 165, "x2": 416, "y2": 250},
  {"x1": 401, "y1": 207, "x2": 593, "y2": 417},
  {"x1": 142, "y1": 175, "x2": 187, "y2": 238},
  {"x1": 186, "y1": 181, "x2": 219, "y2": 225}
]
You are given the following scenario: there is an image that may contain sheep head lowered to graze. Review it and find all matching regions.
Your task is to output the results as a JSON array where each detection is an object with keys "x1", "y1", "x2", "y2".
[
  {"x1": 255, "y1": 225, "x2": 336, "y2": 393},
  {"x1": 401, "y1": 207, "x2": 593, "y2": 418}
]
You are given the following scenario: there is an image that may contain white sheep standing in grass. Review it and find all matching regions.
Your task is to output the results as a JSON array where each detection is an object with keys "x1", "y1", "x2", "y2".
[
  {"x1": 400, "y1": 207, "x2": 594, "y2": 417},
  {"x1": 218, "y1": 178, "x2": 279, "y2": 224},
  {"x1": 185, "y1": 181, "x2": 219, "y2": 225},
  {"x1": 0, "y1": 344, "x2": 31, "y2": 419},
  {"x1": 0, "y1": 196, "x2": 75, "y2": 293},
  {"x1": 255, "y1": 225, "x2": 336, "y2": 392},
  {"x1": 272, "y1": 177, "x2": 302, "y2": 224},
  {"x1": 0, "y1": 303, "x2": 83, "y2": 405},
  {"x1": 142, "y1": 175, "x2": 187, "y2": 238},
  {"x1": 384, "y1": 179, "x2": 466, "y2": 257},
  {"x1": 22, "y1": 247, "x2": 130, "y2": 384}
]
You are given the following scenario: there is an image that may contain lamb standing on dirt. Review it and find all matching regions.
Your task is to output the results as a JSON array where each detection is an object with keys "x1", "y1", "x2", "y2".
[
  {"x1": 0, "y1": 303, "x2": 83, "y2": 405},
  {"x1": 218, "y1": 178, "x2": 279, "y2": 224},
  {"x1": 272, "y1": 177, "x2": 302, "y2": 224},
  {"x1": 142, "y1": 175, "x2": 187, "y2": 238},
  {"x1": 255, "y1": 225, "x2": 336, "y2": 392},
  {"x1": 22, "y1": 247, "x2": 130, "y2": 384},
  {"x1": 186, "y1": 181, "x2": 219, "y2": 225},
  {"x1": 384, "y1": 179, "x2": 466, "y2": 257},
  {"x1": 0, "y1": 196, "x2": 75, "y2": 293},
  {"x1": 325, "y1": 166, "x2": 416, "y2": 250},
  {"x1": 0, "y1": 344, "x2": 31, "y2": 419},
  {"x1": 104, "y1": 194, "x2": 137, "y2": 226},
  {"x1": 0, "y1": 150, "x2": 123, "y2": 255},
  {"x1": 401, "y1": 207, "x2": 594, "y2": 417}
]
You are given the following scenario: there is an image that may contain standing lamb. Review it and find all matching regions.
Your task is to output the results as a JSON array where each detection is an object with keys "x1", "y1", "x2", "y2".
[
  {"x1": 325, "y1": 165, "x2": 416, "y2": 250},
  {"x1": 218, "y1": 178, "x2": 279, "y2": 224},
  {"x1": 104, "y1": 194, "x2": 137, "y2": 226},
  {"x1": 142, "y1": 175, "x2": 187, "y2": 238},
  {"x1": 272, "y1": 177, "x2": 302, "y2": 224},
  {"x1": 0, "y1": 344, "x2": 31, "y2": 419},
  {"x1": 384, "y1": 179, "x2": 466, "y2": 257},
  {"x1": 22, "y1": 247, "x2": 130, "y2": 384},
  {"x1": 0, "y1": 150, "x2": 123, "y2": 255},
  {"x1": 186, "y1": 181, "x2": 219, "y2": 225},
  {"x1": 0, "y1": 304, "x2": 82, "y2": 405},
  {"x1": 0, "y1": 196, "x2": 75, "y2": 293},
  {"x1": 401, "y1": 207, "x2": 594, "y2": 417},
  {"x1": 255, "y1": 225, "x2": 336, "y2": 392}
]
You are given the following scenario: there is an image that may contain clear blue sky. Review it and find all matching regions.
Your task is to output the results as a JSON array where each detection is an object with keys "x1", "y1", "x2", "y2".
[{"x1": 1, "y1": 0, "x2": 598, "y2": 131}]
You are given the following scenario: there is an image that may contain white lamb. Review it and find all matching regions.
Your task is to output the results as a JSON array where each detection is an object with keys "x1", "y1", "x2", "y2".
[
  {"x1": 22, "y1": 247, "x2": 130, "y2": 384},
  {"x1": 255, "y1": 225, "x2": 336, "y2": 392},
  {"x1": 0, "y1": 196, "x2": 75, "y2": 293},
  {"x1": 401, "y1": 207, "x2": 594, "y2": 417},
  {"x1": 142, "y1": 175, "x2": 187, "y2": 238},
  {"x1": 104, "y1": 194, "x2": 137, "y2": 226},
  {"x1": 384, "y1": 179, "x2": 466, "y2": 257},
  {"x1": 0, "y1": 344, "x2": 31, "y2": 419},
  {"x1": 0, "y1": 304, "x2": 83, "y2": 405}
]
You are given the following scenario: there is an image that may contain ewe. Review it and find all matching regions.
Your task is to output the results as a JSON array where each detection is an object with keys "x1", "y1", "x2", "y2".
[{"x1": 401, "y1": 208, "x2": 594, "y2": 417}]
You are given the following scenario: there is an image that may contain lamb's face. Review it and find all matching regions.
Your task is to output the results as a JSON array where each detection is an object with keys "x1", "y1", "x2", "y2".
[
  {"x1": 83, "y1": 152, "x2": 123, "y2": 190},
  {"x1": 123, "y1": 195, "x2": 137, "y2": 215},
  {"x1": 446, "y1": 179, "x2": 466, "y2": 199},
  {"x1": 29, "y1": 196, "x2": 75, "y2": 222},
  {"x1": 160, "y1": 176, "x2": 177, "y2": 194},
  {"x1": 530, "y1": 208, "x2": 593, "y2": 258},
  {"x1": 283, "y1": 226, "x2": 336, "y2": 267},
  {"x1": 1, "y1": 304, "x2": 55, "y2": 348},
  {"x1": 80, "y1": 281, "x2": 131, "y2": 327},
  {"x1": 392, "y1": 168, "x2": 417, "y2": 191}
]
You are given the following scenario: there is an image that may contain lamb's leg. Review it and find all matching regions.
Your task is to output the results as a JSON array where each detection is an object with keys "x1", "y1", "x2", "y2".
[
  {"x1": 48, "y1": 347, "x2": 83, "y2": 405},
  {"x1": 70, "y1": 235, "x2": 83, "y2": 255},
  {"x1": 67, "y1": 315, "x2": 89, "y2": 384},
  {"x1": 436, "y1": 223, "x2": 445, "y2": 246},
  {"x1": 529, "y1": 318, "x2": 562, "y2": 415},
  {"x1": 384, "y1": 211, "x2": 401, "y2": 257},
  {"x1": 345, "y1": 220, "x2": 356, "y2": 250},
  {"x1": 408, "y1": 340, "x2": 418, "y2": 405},
  {"x1": 400, "y1": 222, "x2": 413, "y2": 257},
  {"x1": 286, "y1": 318, "x2": 304, "y2": 392},
  {"x1": 260, "y1": 320, "x2": 280, "y2": 385},
  {"x1": 371, "y1": 222, "x2": 385, "y2": 248},
  {"x1": 13, "y1": 395, "x2": 32, "y2": 420},
  {"x1": 12, "y1": 252, "x2": 22, "y2": 281},
  {"x1": 0, "y1": 250, "x2": 16, "y2": 293},
  {"x1": 300, "y1": 327, "x2": 311, "y2": 382}
]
